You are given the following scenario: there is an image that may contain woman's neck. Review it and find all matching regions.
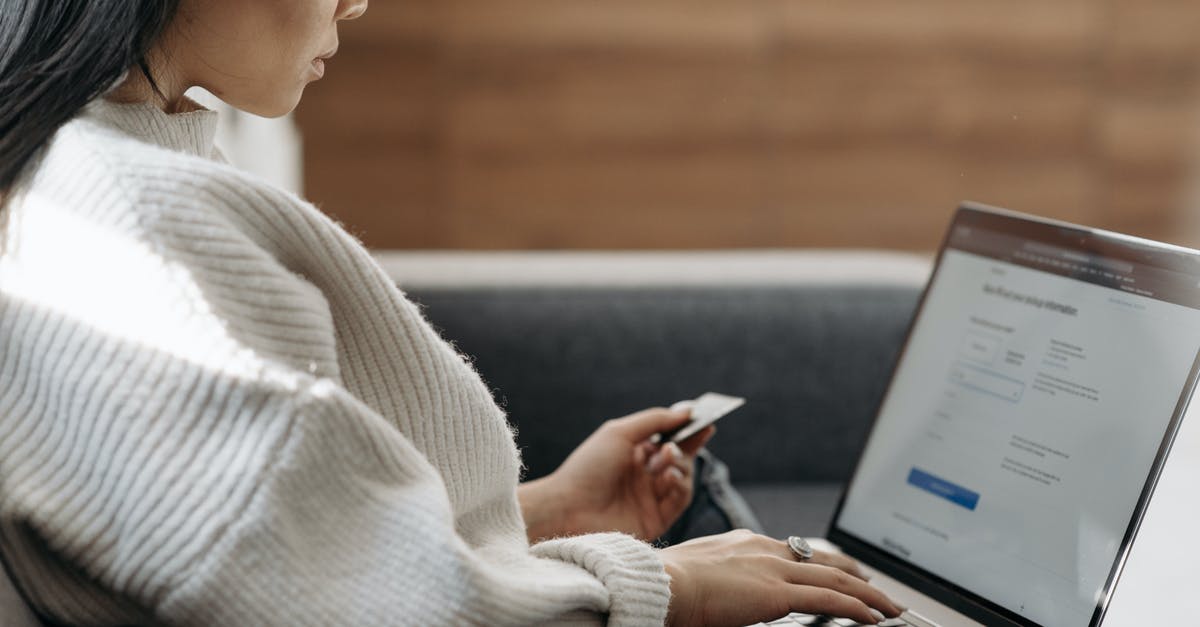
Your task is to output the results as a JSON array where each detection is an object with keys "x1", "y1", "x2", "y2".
[{"x1": 105, "y1": 64, "x2": 194, "y2": 114}]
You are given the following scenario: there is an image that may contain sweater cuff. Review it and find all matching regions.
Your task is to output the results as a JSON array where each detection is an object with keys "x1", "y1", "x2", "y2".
[{"x1": 531, "y1": 533, "x2": 671, "y2": 626}]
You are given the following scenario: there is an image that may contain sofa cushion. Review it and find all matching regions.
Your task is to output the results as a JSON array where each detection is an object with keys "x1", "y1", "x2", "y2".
[
  {"x1": 738, "y1": 483, "x2": 843, "y2": 538},
  {"x1": 387, "y1": 250, "x2": 927, "y2": 493},
  {"x1": 408, "y1": 284, "x2": 920, "y2": 484}
]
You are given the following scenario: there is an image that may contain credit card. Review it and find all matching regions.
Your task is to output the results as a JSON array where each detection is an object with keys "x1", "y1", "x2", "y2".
[{"x1": 661, "y1": 392, "x2": 746, "y2": 443}]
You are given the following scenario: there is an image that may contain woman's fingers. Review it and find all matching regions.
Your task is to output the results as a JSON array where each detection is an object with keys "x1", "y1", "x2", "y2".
[
  {"x1": 632, "y1": 441, "x2": 651, "y2": 467},
  {"x1": 677, "y1": 424, "x2": 715, "y2": 456},
  {"x1": 764, "y1": 539, "x2": 870, "y2": 582},
  {"x1": 653, "y1": 459, "x2": 690, "y2": 495},
  {"x1": 611, "y1": 407, "x2": 692, "y2": 442},
  {"x1": 660, "y1": 530, "x2": 903, "y2": 627},
  {"x1": 645, "y1": 441, "x2": 695, "y2": 500},
  {"x1": 809, "y1": 550, "x2": 870, "y2": 582},
  {"x1": 648, "y1": 441, "x2": 698, "y2": 475},
  {"x1": 655, "y1": 467, "x2": 691, "y2": 510},
  {"x1": 641, "y1": 418, "x2": 710, "y2": 481},
  {"x1": 646, "y1": 442, "x2": 678, "y2": 473},
  {"x1": 788, "y1": 585, "x2": 884, "y2": 625},
  {"x1": 780, "y1": 561, "x2": 903, "y2": 618}
]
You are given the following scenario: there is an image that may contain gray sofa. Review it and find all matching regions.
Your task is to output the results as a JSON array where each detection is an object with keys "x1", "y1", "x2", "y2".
[
  {"x1": 384, "y1": 250, "x2": 930, "y2": 537},
  {"x1": 0, "y1": 250, "x2": 929, "y2": 624}
]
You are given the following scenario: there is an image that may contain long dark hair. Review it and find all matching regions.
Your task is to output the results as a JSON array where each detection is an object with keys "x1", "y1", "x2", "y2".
[{"x1": 0, "y1": 0, "x2": 180, "y2": 193}]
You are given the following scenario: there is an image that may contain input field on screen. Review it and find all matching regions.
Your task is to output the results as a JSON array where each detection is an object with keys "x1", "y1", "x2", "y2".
[
  {"x1": 959, "y1": 331, "x2": 1000, "y2": 365},
  {"x1": 948, "y1": 361, "x2": 1025, "y2": 403}
]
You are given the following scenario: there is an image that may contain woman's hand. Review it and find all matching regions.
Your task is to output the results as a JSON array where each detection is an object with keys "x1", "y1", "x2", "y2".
[
  {"x1": 519, "y1": 407, "x2": 713, "y2": 542},
  {"x1": 660, "y1": 530, "x2": 904, "y2": 626}
]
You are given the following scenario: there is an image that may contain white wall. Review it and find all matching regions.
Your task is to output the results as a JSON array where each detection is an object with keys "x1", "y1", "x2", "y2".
[{"x1": 186, "y1": 88, "x2": 304, "y2": 196}]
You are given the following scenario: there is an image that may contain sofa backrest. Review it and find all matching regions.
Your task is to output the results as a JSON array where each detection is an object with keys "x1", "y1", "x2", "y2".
[{"x1": 387, "y1": 251, "x2": 929, "y2": 484}]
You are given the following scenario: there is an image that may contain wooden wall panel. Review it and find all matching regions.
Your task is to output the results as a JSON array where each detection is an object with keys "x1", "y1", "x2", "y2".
[
  {"x1": 1096, "y1": 0, "x2": 1200, "y2": 238},
  {"x1": 295, "y1": 0, "x2": 1200, "y2": 250}
]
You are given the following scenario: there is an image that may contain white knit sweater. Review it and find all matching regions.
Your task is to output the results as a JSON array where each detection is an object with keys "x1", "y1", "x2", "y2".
[{"x1": 0, "y1": 99, "x2": 671, "y2": 626}]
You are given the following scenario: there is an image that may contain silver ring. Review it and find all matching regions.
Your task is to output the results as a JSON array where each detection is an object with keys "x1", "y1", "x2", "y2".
[{"x1": 787, "y1": 536, "x2": 814, "y2": 561}]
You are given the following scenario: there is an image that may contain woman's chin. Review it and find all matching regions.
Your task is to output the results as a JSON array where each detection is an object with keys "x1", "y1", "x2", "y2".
[{"x1": 232, "y1": 91, "x2": 305, "y2": 119}]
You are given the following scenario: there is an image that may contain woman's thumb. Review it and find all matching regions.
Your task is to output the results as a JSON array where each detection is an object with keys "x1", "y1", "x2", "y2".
[{"x1": 613, "y1": 406, "x2": 693, "y2": 441}]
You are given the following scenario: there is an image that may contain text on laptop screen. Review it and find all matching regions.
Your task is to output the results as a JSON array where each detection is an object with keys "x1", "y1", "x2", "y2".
[{"x1": 836, "y1": 216, "x2": 1200, "y2": 627}]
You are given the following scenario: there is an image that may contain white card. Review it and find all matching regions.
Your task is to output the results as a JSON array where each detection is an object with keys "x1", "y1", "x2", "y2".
[{"x1": 665, "y1": 392, "x2": 746, "y2": 443}]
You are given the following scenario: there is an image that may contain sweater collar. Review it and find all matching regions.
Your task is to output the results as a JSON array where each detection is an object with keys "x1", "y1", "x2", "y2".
[{"x1": 82, "y1": 97, "x2": 220, "y2": 158}]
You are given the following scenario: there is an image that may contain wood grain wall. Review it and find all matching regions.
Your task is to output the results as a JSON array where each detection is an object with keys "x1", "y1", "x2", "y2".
[{"x1": 294, "y1": 1, "x2": 1200, "y2": 251}]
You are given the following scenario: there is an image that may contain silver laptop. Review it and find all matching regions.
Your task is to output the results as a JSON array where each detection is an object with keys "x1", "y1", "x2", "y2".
[{"x1": 765, "y1": 202, "x2": 1200, "y2": 627}]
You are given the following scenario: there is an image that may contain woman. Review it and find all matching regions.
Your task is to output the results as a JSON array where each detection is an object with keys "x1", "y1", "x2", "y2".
[{"x1": 0, "y1": 1, "x2": 903, "y2": 625}]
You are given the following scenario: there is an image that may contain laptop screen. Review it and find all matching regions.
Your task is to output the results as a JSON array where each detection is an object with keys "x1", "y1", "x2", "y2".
[{"x1": 833, "y1": 206, "x2": 1200, "y2": 627}]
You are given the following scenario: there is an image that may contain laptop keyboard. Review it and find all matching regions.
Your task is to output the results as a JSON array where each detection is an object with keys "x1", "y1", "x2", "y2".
[{"x1": 753, "y1": 611, "x2": 933, "y2": 626}]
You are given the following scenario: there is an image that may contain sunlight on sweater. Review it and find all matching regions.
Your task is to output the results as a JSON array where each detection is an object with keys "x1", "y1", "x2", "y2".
[{"x1": 0, "y1": 193, "x2": 271, "y2": 382}]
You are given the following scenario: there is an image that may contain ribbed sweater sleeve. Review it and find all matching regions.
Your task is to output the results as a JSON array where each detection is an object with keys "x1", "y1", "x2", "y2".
[
  {"x1": 0, "y1": 99, "x2": 672, "y2": 626},
  {"x1": 155, "y1": 379, "x2": 669, "y2": 625}
]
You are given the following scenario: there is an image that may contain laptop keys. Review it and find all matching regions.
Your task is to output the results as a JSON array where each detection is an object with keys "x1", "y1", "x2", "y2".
[
  {"x1": 761, "y1": 613, "x2": 914, "y2": 626},
  {"x1": 763, "y1": 613, "x2": 832, "y2": 625}
]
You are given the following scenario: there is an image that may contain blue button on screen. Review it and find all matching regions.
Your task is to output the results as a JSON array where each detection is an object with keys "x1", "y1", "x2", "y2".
[{"x1": 907, "y1": 467, "x2": 980, "y2": 511}]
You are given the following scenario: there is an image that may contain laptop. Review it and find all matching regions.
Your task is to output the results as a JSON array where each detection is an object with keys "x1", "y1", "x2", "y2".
[{"x1": 761, "y1": 202, "x2": 1200, "y2": 627}]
